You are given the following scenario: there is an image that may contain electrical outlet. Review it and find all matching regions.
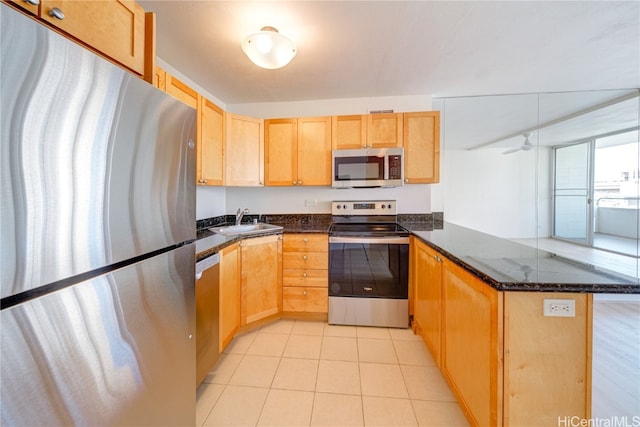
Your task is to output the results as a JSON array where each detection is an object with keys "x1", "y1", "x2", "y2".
[{"x1": 543, "y1": 299, "x2": 576, "y2": 317}]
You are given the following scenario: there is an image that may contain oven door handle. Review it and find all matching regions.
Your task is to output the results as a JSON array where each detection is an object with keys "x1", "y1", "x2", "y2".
[{"x1": 329, "y1": 236, "x2": 410, "y2": 245}]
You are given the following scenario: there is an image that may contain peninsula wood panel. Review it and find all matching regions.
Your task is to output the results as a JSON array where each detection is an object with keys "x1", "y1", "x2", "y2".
[
  {"x1": 264, "y1": 118, "x2": 297, "y2": 186},
  {"x1": 240, "y1": 235, "x2": 282, "y2": 325},
  {"x1": 332, "y1": 115, "x2": 367, "y2": 149},
  {"x1": 403, "y1": 111, "x2": 440, "y2": 183},
  {"x1": 442, "y1": 259, "x2": 503, "y2": 427},
  {"x1": 219, "y1": 242, "x2": 240, "y2": 352},
  {"x1": 40, "y1": 0, "x2": 146, "y2": 75},
  {"x1": 226, "y1": 113, "x2": 264, "y2": 186},
  {"x1": 198, "y1": 97, "x2": 224, "y2": 186},
  {"x1": 297, "y1": 116, "x2": 332, "y2": 186},
  {"x1": 504, "y1": 292, "x2": 592, "y2": 426}
]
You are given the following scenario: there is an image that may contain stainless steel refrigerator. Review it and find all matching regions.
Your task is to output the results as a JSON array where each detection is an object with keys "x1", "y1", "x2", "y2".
[{"x1": 1, "y1": 4, "x2": 197, "y2": 425}]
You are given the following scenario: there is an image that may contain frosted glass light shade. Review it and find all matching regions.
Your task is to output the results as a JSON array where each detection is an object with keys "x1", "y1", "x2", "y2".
[{"x1": 242, "y1": 26, "x2": 296, "y2": 69}]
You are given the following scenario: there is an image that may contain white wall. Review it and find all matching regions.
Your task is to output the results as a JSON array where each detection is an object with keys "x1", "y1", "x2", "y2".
[
  {"x1": 441, "y1": 147, "x2": 551, "y2": 239},
  {"x1": 226, "y1": 185, "x2": 431, "y2": 215}
]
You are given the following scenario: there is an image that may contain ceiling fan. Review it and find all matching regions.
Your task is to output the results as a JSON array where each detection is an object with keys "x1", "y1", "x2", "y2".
[{"x1": 502, "y1": 132, "x2": 534, "y2": 154}]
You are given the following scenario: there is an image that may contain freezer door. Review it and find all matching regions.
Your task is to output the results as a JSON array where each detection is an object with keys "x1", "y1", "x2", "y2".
[
  {"x1": 0, "y1": 4, "x2": 196, "y2": 298},
  {"x1": 1, "y1": 244, "x2": 196, "y2": 426}
]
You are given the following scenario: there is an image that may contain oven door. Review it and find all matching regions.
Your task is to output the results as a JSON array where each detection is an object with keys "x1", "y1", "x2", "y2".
[{"x1": 328, "y1": 236, "x2": 409, "y2": 299}]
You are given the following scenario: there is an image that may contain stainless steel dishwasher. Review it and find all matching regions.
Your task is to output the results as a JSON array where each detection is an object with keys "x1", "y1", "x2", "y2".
[{"x1": 195, "y1": 253, "x2": 220, "y2": 386}]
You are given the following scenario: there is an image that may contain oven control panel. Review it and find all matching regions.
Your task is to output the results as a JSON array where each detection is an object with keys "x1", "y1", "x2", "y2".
[{"x1": 332, "y1": 200, "x2": 397, "y2": 215}]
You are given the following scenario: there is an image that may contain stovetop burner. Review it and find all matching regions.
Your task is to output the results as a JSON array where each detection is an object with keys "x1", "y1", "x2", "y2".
[{"x1": 329, "y1": 222, "x2": 409, "y2": 237}]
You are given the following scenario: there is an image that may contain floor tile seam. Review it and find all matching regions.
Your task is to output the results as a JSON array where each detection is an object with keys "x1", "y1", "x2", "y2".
[
  {"x1": 199, "y1": 383, "x2": 228, "y2": 427},
  {"x1": 359, "y1": 361, "x2": 411, "y2": 400}
]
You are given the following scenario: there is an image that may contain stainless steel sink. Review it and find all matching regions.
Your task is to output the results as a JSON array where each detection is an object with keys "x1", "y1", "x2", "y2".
[{"x1": 210, "y1": 223, "x2": 283, "y2": 236}]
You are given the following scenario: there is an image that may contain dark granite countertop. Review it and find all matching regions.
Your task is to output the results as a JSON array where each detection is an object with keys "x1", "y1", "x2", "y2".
[
  {"x1": 196, "y1": 215, "x2": 638, "y2": 294},
  {"x1": 412, "y1": 223, "x2": 639, "y2": 294}
]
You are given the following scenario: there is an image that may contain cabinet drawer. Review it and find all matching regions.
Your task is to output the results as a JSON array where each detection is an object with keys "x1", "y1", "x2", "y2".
[
  {"x1": 283, "y1": 269, "x2": 328, "y2": 288},
  {"x1": 283, "y1": 287, "x2": 328, "y2": 313},
  {"x1": 283, "y1": 252, "x2": 328, "y2": 269},
  {"x1": 283, "y1": 234, "x2": 328, "y2": 252}
]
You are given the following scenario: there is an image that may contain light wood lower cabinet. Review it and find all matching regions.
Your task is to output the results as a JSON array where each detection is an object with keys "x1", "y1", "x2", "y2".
[
  {"x1": 442, "y1": 259, "x2": 503, "y2": 427},
  {"x1": 412, "y1": 238, "x2": 593, "y2": 427},
  {"x1": 282, "y1": 234, "x2": 328, "y2": 313},
  {"x1": 411, "y1": 237, "x2": 443, "y2": 366},
  {"x1": 219, "y1": 242, "x2": 240, "y2": 352},
  {"x1": 240, "y1": 235, "x2": 282, "y2": 325}
]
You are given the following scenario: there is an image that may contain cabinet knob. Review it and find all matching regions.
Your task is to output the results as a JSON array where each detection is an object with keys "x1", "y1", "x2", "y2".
[
  {"x1": 303, "y1": 255, "x2": 307, "y2": 260},
  {"x1": 292, "y1": 181, "x2": 297, "y2": 185},
  {"x1": 303, "y1": 290, "x2": 307, "y2": 296},
  {"x1": 49, "y1": 7, "x2": 65, "y2": 20},
  {"x1": 405, "y1": 178, "x2": 409, "y2": 183},
  {"x1": 303, "y1": 238, "x2": 308, "y2": 243},
  {"x1": 298, "y1": 180, "x2": 302, "y2": 185},
  {"x1": 24, "y1": 0, "x2": 39, "y2": 5},
  {"x1": 303, "y1": 272, "x2": 307, "y2": 278}
]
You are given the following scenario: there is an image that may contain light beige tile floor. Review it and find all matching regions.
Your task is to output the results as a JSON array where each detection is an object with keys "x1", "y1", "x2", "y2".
[{"x1": 196, "y1": 319, "x2": 469, "y2": 427}]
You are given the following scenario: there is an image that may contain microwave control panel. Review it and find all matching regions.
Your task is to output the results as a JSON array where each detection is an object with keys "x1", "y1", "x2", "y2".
[{"x1": 388, "y1": 155, "x2": 402, "y2": 179}]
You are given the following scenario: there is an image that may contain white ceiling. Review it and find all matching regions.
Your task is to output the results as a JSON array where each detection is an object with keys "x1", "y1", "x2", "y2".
[{"x1": 139, "y1": 0, "x2": 640, "y2": 149}]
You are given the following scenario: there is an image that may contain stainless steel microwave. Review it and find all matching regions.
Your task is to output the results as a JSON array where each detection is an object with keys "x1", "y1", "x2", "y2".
[{"x1": 332, "y1": 147, "x2": 404, "y2": 188}]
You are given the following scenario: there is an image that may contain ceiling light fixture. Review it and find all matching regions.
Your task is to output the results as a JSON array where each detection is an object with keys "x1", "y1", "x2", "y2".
[{"x1": 242, "y1": 26, "x2": 297, "y2": 69}]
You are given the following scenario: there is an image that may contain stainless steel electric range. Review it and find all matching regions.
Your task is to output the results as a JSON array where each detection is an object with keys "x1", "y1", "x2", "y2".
[{"x1": 328, "y1": 200, "x2": 410, "y2": 328}]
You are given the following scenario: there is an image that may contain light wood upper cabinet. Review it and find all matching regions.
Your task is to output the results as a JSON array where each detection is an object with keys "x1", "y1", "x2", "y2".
[
  {"x1": 411, "y1": 238, "x2": 443, "y2": 367},
  {"x1": 264, "y1": 118, "x2": 297, "y2": 186},
  {"x1": 163, "y1": 72, "x2": 198, "y2": 109},
  {"x1": 403, "y1": 111, "x2": 440, "y2": 184},
  {"x1": 297, "y1": 116, "x2": 332, "y2": 186},
  {"x1": 332, "y1": 115, "x2": 367, "y2": 149},
  {"x1": 39, "y1": 0, "x2": 147, "y2": 76},
  {"x1": 219, "y1": 242, "x2": 240, "y2": 352},
  {"x1": 8, "y1": 0, "x2": 39, "y2": 15},
  {"x1": 226, "y1": 113, "x2": 264, "y2": 186},
  {"x1": 240, "y1": 235, "x2": 282, "y2": 325},
  {"x1": 265, "y1": 117, "x2": 332, "y2": 186},
  {"x1": 367, "y1": 113, "x2": 403, "y2": 148},
  {"x1": 198, "y1": 97, "x2": 224, "y2": 186}
]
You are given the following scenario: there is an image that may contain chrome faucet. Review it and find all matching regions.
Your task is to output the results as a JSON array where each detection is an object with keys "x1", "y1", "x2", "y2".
[{"x1": 236, "y1": 208, "x2": 249, "y2": 225}]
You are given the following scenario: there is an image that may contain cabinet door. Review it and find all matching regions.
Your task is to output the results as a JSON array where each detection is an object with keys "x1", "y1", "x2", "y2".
[
  {"x1": 297, "y1": 116, "x2": 332, "y2": 186},
  {"x1": 332, "y1": 115, "x2": 367, "y2": 149},
  {"x1": 219, "y1": 243, "x2": 240, "y2": 352},
  {"x1": 164, "y1": 73, "x2": 198, "y2": 109},
  {"x1": 226, "y1": 113, "x2": 264, "y2": 186},
  {"x1": 264, "y1": 119, "x2": 297, "y2": 186},
  {"x1": 198, "y1": 98, "x2": 224, "y2": 186},
  {"x1": 241, "y1": 235, "x2": 282, "y2": 325},
  {"x1": 8, "y1": 0, "x2": 39, "y2": 15},
  {"x1": 403, "y1": 111, "x2": 440, "y2": 184},
  {"x1": 412, "y1": 239, "x2": 443, "y2": 366},
  {"x1": 40, "y1": 0, "x2": 146, "y2": 75},
  {"x1": 442, "y1": 260, "x2": 503, "y2": 427},
  {"x1": 367, "y1": 113, "x2": 403, "y2": 148}
]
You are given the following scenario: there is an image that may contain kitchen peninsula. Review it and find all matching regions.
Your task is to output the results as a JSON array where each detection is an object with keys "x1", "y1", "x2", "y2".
[{"x1": 196, "y1": 214, "x2": 637, "y2": 427}]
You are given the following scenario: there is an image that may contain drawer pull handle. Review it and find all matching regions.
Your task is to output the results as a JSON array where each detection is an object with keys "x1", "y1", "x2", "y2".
[
  {"x1": 364, "y1": 287, "x2": 373, "y2": 292},
  {"x1": 25, "y1": 0, "x2": 39, "y2": 5},
  {"x1": 49, "y1": 7, "x2": 65, "y2": 20}
]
